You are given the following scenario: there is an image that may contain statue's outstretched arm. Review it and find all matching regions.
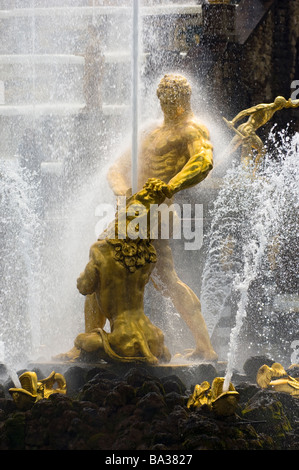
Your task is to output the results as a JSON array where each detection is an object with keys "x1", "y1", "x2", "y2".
[
  {"x1": 167, "y1": 135, "x2": 213, "y2": 195},
  {"x1": 230, "y1": 103, "x2": 267, "y2": 125},
  {"x1": 230, "y1": 108, "x2": 255, "y2": 125}
]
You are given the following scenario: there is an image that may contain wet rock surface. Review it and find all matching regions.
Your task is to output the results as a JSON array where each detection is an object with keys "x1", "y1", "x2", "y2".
[{"x1": 0, "y1": 361, "x2": 298, "y2": 451}]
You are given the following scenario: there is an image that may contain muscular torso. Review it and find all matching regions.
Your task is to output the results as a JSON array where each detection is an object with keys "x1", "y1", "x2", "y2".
[
  {"x1": 243, "y1": 106, "x2": 277, "y2": 132},
  {"x1": 107, "y1": 114, "x2": 213, "y2": 197},
  {"x1": 137, "y1": 122, "x2": 190, "y2": 187}
]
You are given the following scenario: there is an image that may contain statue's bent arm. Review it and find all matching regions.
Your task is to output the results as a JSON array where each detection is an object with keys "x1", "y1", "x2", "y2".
[
  {"x1": 167, "y1": 136, "x2": 213, "y2": 195},
  {"x1": 77, "y1": 257, "x2": 99, "y2": 296}
]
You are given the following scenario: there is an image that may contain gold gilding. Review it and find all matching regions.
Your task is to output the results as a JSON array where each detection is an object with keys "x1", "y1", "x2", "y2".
[
  {"x1": 9, "y1": 371, "x2": 67, "y2": 410},
  {"x1": 224, "y1": 96, "x2": 299, "y2": 172},
  {"x1": 187, "y1": 377, "x2": 239, "y2": 416},
  {"x1": 256, "y1": 362, "x2": 299, "y2": 397}
]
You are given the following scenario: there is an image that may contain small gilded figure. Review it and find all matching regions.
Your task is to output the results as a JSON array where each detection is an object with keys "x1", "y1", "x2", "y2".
[{"x1": 224, "y1": 96, "x2": 299, "y2": 171}]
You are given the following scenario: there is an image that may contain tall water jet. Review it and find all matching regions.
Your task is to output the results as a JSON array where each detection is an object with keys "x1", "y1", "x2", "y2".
[
  {"x1": 0, "y1": 158, "x2": 42, "y2": 368},
  {"x1": 131, "y1": 0, "x2": 140, "y2": 194}
]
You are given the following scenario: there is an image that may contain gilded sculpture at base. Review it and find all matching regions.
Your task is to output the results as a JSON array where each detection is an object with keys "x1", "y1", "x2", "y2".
[
  {"x1": 224, "y1": 96, "x2": 299, "y2": 172},
  {"x1": 60, "y1": 179, "x2": 173, "y2": 365},
  {"x1": 9, "y1": 371, "x2": 67, "y2": 410},
  {"x1": 187, "y1": 377, "x2": 239, "y2": 416},
  {"x1": 256, "y1": 362, "x2": 299, "y2": 397},
  {"x1": 56, "y1": 74, "x2": 218, "y2": 365}
]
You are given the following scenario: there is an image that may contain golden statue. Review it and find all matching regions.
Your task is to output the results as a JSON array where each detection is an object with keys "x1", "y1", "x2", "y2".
[
  {"x1": 57, "y1": 74, "x2": 217, "y2": 365},
  {"x1": 224, "y1": 96, "x2": 299, "y2": 171},
  {"x1": 9, "y1": 371, "x2": 67, "y2": 410},
  {"x1": 256, "y1": 362, "x2": 299, "y2": 397},
  {"x1": 104, "y1": 74, "x2": 217, "y2": 362},
  {"x1": 187, "y1": 377, "x2": 239, "y2": 416}
]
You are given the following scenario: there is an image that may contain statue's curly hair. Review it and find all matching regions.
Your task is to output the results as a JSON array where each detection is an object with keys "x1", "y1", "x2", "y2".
[
  {"x1": 107, "y1": 238, "x2": 157, "y2": 273},
  {"x1": 157, "y1": 74, "x2": 192, "y2": 103}
]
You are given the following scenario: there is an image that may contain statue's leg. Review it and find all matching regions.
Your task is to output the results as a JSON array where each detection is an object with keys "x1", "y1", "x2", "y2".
[
  {"x1": 229, "y1": 134, "x2": 243, "y2": 155},
  {"x1": 240, "y1": 143, "x2": 254, "y2": 167},
  {"x1": 252, "y1": 135, "x2": 265, "y2": 171},
  {"x1": 151, "y1": 240, "x2": 218, "y2": 361},
  {"x1": 52, "y1": 294, "x2": 105, "y2": 362},
  {"x1": 84, "y1": 293, "x2": 106, "y2": 332},
  {"x1": 74, "y1": 330, "x2": 104, "y2": 352}
]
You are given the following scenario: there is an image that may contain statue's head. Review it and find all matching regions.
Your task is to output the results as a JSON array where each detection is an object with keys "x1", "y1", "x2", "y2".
[
  {"x1": 157, "y1": 74, "x2": 192, "y2": 119},
  {"x1": 274, "y1": 96, "x2": 287, "y2": 108}
]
